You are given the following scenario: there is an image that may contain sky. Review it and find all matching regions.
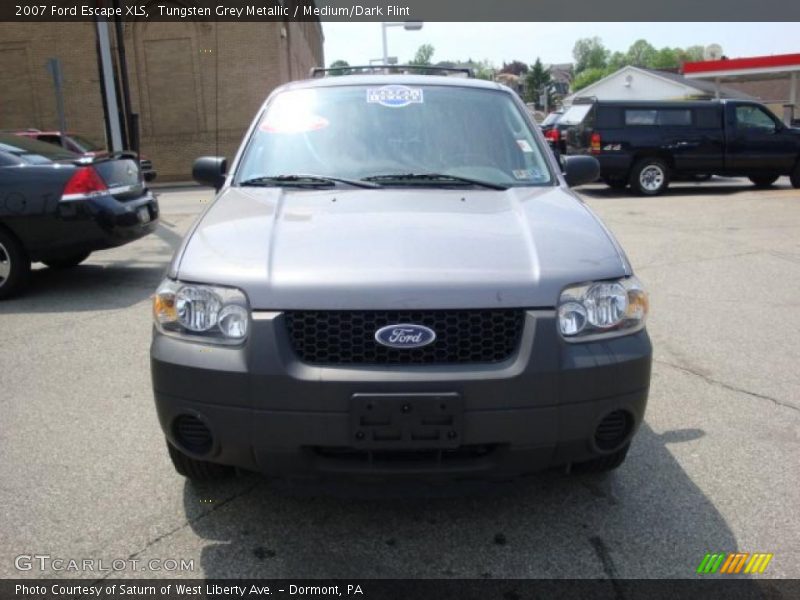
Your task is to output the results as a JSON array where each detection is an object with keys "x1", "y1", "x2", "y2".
[{"x1": 322, "y1": 22, "x2": 799, "y2": 67}]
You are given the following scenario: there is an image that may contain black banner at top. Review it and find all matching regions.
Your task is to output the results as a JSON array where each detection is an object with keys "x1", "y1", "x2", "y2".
[{"x1": 3, "y1": 0, "x2": 800, "y2": 22}]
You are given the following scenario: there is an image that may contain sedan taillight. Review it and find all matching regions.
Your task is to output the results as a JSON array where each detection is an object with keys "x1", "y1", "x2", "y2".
[
  {"x1": 545, "y1": 128, "x2": 561, "y2": 142},
  {"x1": 61, "y1": 166, "x2": 108, "y2": 201}
]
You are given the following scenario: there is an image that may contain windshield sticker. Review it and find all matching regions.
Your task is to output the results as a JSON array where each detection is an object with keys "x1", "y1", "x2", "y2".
[
  {"x1": 260, "y1": 114, "x2": 329, "y2": 134},
  {"x1": 366, "y1": 85, "x2": 424, "y2": 108},
  {"x1": 516, "y1": 139, "x2": 533, "y2": 153},
  {"x1": 513, "y1": 169, "x2": 539, "y2": 180}
]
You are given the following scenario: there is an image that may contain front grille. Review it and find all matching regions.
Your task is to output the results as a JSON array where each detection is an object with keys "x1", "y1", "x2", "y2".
[
  {"x1": 313, "y1": 444, "x2": 499, "y2": 464},
  {"x1": 284, "y1": 310, "x2": 525, "y2": 365}
]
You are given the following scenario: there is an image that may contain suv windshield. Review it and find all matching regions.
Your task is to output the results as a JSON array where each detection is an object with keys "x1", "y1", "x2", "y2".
[{"x1": 236, "y1": 84, "x2": 553, "y2": 188}]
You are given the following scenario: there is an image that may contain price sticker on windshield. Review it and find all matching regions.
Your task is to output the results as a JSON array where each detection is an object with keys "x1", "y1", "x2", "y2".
[
  {"x1": 367, "y1": 85, "x2": 424, "y2": 108},
  {"x1": 516, "y1": 139, "x2": 534, "y2": 153}
]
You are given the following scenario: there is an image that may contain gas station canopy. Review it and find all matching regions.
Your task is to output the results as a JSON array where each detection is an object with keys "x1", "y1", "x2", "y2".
[{"x1": 683, "y1": 53, "x2": 799, "y2": 111}]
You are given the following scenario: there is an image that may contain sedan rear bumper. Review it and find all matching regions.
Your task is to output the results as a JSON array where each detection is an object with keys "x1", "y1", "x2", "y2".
[{"x1": 29, "y1": 192, "x2": 159, "y2": 261}]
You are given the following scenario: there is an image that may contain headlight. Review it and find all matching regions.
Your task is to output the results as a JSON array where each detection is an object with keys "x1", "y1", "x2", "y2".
[
  {"x1": 558, "y1": 276, "x2": 648, "y2": 341},
  {"x1": 153, "y1": 280, "x2": 250, "y2": 344}
]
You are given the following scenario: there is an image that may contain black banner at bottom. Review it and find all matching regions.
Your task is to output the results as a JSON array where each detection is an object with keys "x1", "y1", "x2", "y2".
[
  {"x1": 3, "y1": 579, "x2": 800, "y2": 600},
  {"x1": 5, "y1": 578, "x2": 800, "y2": 600}
]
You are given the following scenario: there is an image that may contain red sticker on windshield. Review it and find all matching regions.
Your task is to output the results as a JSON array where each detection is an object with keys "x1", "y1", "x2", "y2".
[{"x1": 260, "y1": 114, "x2": 329, "y2": 134}]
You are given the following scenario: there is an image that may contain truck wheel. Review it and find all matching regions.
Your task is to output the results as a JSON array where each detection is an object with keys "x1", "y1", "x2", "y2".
[
  {"x1": 166, "y1": 441, "x2": 234, "y2": 480},
  {"x1": 790, "y1": 162, "x2": 800, "y2": 189},
  {"x1": 43, "y1": 252, "x2": 91, "y2": 269},
  {"x1": 603, "y1": 177, "x2": 628, "y2": 191},
  {"x1": 630, "y1": 158, "x2": 670, "y2": 195},
  {"x1": 690, "y1": 174, "x2": 712, "y2": 182},
  {"x1": 0, "y1": 229, "x2": 31, "y2": 300},
  {"x1": 574, "y1": 443, "x2": 630, "y2": 474},
  {"x1": 749, "y1": 175, "x2": 779, "y2": 188}
]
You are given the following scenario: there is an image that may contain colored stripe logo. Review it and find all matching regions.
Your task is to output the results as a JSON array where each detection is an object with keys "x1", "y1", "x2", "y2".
[{"x1": 697, "y1": 552, "x2": 773, "y2": 574}]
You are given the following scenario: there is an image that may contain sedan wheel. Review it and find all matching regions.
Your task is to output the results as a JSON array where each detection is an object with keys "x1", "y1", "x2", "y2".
[
  {"x1": 0, "y1": 243, "x2": 10, "y2": 283},
  {"x1": 0, "y1": 230, "x2": 31, "y2": 300}
]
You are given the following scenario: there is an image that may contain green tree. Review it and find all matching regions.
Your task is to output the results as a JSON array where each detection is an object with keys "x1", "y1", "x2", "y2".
[
  {"x1": 523, "y1": 58, "x2": 552, "y2": 108},
  {"x1": 572, "y1": 37, "x2": 609, "y2": 73},
  {"x1": 501, "y1": 60, "x2": 529, "y2": 76},
  {"x1": 626, "y1": 39, "x2": 658, "y2": 67},
  {"x1": 607, "y1": 51, "x2": 630, "y2": 71},
  {"x1": 682, "y1": 45, "x2": 706, "y2": 62},
  {"x1": 650, "y1": 47, "x2": 680, "y2": 69},
  {"x1": 462, "y1": 58, "x2": 496, "y2": 80},
  {"x1": 410, "y1": 44, "x2": 434, "y2": 66},
  {"x1": 328, "y1": 59, "x2": 350, "y2": 76},
  {"x1": 571, "y1": 67, "x2": 607, "y2": 93}
]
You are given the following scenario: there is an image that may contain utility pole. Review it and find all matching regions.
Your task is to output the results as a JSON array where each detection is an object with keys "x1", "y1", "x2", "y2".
[
  {"x1": 46, "y1": 58, "x2": 67, "y2": 135},
  {"x1": 112, "y1": 0, "x2": 135, "y2": 153},
  {"x1": 95, "y1": 18, "x2": 123, "y2": 152}
]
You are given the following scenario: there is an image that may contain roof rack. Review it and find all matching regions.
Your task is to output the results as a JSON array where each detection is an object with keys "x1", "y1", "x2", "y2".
[{"x1": 309, "y1": 65, "x2": 474, "y2": 78}]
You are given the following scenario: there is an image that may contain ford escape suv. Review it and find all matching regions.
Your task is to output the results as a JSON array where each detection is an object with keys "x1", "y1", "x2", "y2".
[{"x1": 151, "y1": 70, "x2": 652, "y2": 481}]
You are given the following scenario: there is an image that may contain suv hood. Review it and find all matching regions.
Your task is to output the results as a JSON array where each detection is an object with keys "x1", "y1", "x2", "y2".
[{"x1": 173, "y1": 186, "x2": 629, "y2": 309}]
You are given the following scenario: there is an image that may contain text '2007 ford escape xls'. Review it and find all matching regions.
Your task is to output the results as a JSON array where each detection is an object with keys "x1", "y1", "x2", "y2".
[{"x1": 151, "y1": 68, "x2": 652, "y2": 481}]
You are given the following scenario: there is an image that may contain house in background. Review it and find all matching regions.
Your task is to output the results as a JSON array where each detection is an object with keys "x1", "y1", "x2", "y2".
[
  {"x1": 563, "y1": 65, "x2": 754, "y2": 106},
  {"x1": 546, "y1": 62, "x2": 573, "y2": 99}
]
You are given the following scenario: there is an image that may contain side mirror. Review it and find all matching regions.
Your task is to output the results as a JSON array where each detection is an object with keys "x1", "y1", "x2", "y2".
[
  {"x1": 562, "y1": 155, "x2": 600, "y2": 187},
  {"x1": 192, "y1": 156, "x2": 227, "y2": 190}
]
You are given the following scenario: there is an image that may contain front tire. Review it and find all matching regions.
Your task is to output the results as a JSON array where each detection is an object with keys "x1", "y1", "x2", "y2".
[
  {"x1": 749, "y1": 175, "x2": 779, "y2": 188},
  {"x1": 43, "y1": 251, "x2": 91, "y2": 269},
  {"x1": 630, "y1": 158, "x2": 670, "y2": 196},
  {"x1": 0, "y1": 229, "x2": 31, "y2": 300},
  {"x1": 167, "y1": 442, "x2": 234, "y2": 480},
  {"x1": 574, "y1": 443, "x2": 630, "y2": 473},
  {"x1": 790, "y1": 162, "x2": 800, "y2": 189},
  {"x1": 603, "y1": 177, "x2": 628, "y2": 191}
]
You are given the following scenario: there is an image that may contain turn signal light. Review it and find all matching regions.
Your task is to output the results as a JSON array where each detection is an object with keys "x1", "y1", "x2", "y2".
[{"x1": 590, "y1": 132, "x2": 602, "y2": 155}]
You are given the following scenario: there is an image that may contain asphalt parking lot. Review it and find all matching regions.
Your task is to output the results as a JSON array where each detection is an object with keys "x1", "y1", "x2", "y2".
[{"x1": 1, "y1": 177, "x2": 798, "y2": 580}]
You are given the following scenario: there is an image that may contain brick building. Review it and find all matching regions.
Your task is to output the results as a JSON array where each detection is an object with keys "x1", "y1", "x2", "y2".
[{"x1": 0, "y1": 19, "x2": 324, "y2": 180}]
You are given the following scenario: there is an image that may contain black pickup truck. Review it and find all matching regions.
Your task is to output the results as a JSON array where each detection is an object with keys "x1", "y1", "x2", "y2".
[{"x1": 563, "y1": 99, "x2": 800, "y2": 194}]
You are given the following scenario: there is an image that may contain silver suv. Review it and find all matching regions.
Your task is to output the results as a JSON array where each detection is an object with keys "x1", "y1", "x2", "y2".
[{"x1": 151, "y1": 72, "x2": 652, "y2": 481}]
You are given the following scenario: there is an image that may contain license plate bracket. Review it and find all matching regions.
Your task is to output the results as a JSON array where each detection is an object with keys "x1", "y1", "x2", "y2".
[
  {"x1": 137, "y1": 206, "x2": 151, "y2": 223},
  {"x1": 350, "y1": 393, "x2": 463, "y2": 449}
]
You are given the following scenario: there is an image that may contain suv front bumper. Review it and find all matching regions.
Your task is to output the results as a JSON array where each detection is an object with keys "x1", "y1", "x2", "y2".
[{"x1": 151, "y1": 310, "x2": 652, "y2": 479}]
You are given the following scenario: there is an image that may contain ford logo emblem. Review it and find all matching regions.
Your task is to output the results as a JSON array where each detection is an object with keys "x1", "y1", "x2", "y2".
[{"x1": 374, "y1": 324, "x2": 436, "y2": 349}]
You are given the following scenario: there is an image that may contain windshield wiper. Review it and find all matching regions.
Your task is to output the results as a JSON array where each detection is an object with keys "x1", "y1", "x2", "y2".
[
  {"x1": 362, "y1": 173, "x2": 509, "y2": 191},
  {"x1": 239, "y1": 174, "x2": 381, "y2": 189}
]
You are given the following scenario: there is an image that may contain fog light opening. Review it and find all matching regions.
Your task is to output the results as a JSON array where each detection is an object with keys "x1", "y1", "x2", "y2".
[
  {"x1": 594, "y1": 410, "x2": 633, "y2": 451},
  {"x1": 173, "y1": 414, "x2": 214, "y2": 455}
]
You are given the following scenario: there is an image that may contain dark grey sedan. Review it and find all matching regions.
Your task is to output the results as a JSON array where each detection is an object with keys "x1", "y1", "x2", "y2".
[{"x1": 0, "y1": 133, "x2": 159, "y2": 298}]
